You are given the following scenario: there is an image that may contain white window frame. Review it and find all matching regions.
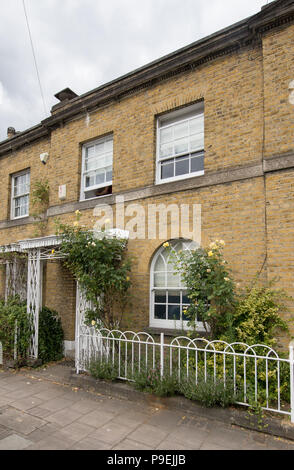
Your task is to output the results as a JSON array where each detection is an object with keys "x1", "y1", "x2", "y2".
[
  {"x1": 149, "y1": 239, "x2": 205, "y2": 331},
  {"x1": 156, "y1": 102, "x2": 204, "y2": 185},
  {"x1": 11, "y1": 169, "x2": 30, "y2": 220},
  {"x1": 80, "y1": 135, "x2": 113, "y2": 201}
]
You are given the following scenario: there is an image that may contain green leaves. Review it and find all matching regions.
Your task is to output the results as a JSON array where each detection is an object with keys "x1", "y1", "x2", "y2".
[
  {"x1": 38, "y1": 307, "x2": 64, "y2": 363},
  {"x1": 0, "y1": 296, "x2": 31, "y2": 360},
  {"x1": 170, "y1": 241, "x2": 235, "y2": 338},
  {"x1": 56, "y1": 219, "x2": 133, "y2": 330}
]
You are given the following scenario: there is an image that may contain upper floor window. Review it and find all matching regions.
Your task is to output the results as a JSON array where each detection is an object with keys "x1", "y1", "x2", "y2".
[
  {"x1": 80, "y1": 135, "x2": 113, "y2": 200},
  {"x1": 11, "y1": 170, "x2": 30, "y2": 220},
  {"x1": 156, "y1": 102, "x2": 204, "y2": 184}
]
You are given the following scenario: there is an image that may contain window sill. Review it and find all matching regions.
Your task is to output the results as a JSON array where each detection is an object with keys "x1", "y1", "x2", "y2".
[
  {"x1": 145, "y1": 326, "x2": 209, "y2": 339},
  {"x1": 156, "y1": 170, "x2": 204, "y2": 185}
]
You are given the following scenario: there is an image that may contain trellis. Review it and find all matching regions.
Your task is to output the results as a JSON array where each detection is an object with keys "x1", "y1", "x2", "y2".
[
  {"x1": 1, "y1": 229, "x2": 129, "y2": 360},
  {"x1": 5, "y1": 257, "x2": 27, "y2": 302},
  {"x1": 0, "y1": 235, "x2": 65, "y2": 359}
]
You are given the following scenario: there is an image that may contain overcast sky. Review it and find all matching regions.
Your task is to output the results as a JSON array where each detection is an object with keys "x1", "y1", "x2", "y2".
[{"x1": 0, "y1": 0, "x2": 269, "y2": 141}]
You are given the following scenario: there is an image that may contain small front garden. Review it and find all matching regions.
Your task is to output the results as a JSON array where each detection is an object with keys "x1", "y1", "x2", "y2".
[{"x1": 0, "y1": 296, "x2": 64, "y2": 368}]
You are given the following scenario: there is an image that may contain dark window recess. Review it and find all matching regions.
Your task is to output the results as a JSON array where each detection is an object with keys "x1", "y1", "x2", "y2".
[{"x1": 84, "y1": 185, "x2": 112, "y2": 200}]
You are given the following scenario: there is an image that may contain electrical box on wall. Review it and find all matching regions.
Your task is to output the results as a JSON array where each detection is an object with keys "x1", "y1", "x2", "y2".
[{"x1": 58, "y1": 185, "x2": 66, "y2": 200}]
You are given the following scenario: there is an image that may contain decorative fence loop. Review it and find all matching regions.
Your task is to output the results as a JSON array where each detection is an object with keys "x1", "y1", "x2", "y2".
[{"x1": 76, "y1": 325, "x2": 293, "y2": 422}]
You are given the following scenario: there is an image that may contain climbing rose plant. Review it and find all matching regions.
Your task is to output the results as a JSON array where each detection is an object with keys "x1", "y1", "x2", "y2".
[
  {"x1": 56, "y1": 212, "x2": 133, "y2": 330},
  {"x1": 169, "y1": 239, "x2": 235, "y2": 339},
  {"x1": 169, "y1": 239, "x2": 289, "y2": 345}
]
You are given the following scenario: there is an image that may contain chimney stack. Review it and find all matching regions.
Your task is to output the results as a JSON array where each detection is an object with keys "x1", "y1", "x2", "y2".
[{"x1": 7, "y1": 127, "x2": 16, "y2": 138}]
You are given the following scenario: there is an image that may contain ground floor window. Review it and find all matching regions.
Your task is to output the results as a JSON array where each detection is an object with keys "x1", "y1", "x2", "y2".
[{"x1": 149, "y1": 239, "x2": 205, "y2": 331}]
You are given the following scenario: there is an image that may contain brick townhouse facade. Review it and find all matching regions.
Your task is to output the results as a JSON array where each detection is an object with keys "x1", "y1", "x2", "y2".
[{"x1": 0, "y1": 0, "x2": 294, "y2": 356}]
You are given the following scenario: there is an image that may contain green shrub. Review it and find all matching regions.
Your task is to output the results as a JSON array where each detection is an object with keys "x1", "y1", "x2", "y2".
[
  {"x1": 229, "y1": 285, "x2": 289, "y2": 347},
  {"x1": 0, "y1": 296, "x2": 31, "y2": 361},
  {"x1": 38, "y1": 307, "x2": 64, "y2": 363},
  {"x1": 133, "y1": 366, "x2": 179, "y2": 397},
  {"x1": 179, "y1": 373, "x2": 239, "y2": 408},
  {"x1": 89, "y1": 358, "x2": 119, "y2": 381}
]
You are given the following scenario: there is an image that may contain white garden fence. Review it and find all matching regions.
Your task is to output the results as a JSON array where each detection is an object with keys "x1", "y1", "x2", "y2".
[{"x1": 76, "y1": 326, "x2": 294, "y2": 422}]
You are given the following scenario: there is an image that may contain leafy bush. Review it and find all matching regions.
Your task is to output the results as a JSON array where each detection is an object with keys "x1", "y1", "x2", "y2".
[
  {"x1": 56, "y1": 212, "x2": 133, "y2": 330},
  {"x1": 0, "y1": 296, "x2": 31, "y2": 361},
  {"x1": 230, "y1": 285, "x2": 289, "y2": 347},
  {"x1": 169, "y1": 240, "x2": 236, "y2": 339},
  {"x1": 38, "y1": 307, "x2": 64, "y2": 363},
  {"x1": 179, "y1": 373, "x2": 239, "y2": 408},
  {"x1": 89, "y1": 358, "x2": 119, "y2": 381},
  {"x1": 133, "y1": 366, "x2": 179, "y2": 397}
]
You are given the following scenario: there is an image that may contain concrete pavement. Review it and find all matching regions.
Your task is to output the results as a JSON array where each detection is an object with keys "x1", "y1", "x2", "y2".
[{"x1": 0, "y1": 366, "x2": 294, "y2": 450}]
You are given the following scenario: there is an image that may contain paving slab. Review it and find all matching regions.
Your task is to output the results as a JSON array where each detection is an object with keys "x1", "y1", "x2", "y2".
[
  {"x1": 90, "y1": 422, "x2": 133, "y2": 445},
  {"x1": 77, "y1": 409, "x2": 116, "y2": 428},
  {"x1": 146, "y1": 409, "x2": 185, "y2": 430},
  {"x1": 10, "y1": 397, "x2": 43, "y2": 411},
  {"x1": 58, "y1": 421, "x2": 96, "y2": 442},
  {"x1": 46, "y1": 408, "x2": 82, "y2": 426},
  {"x1": 0, "y1": 407, "x2": 46, "y2": 435},
  {"x1": 69, "y1": 436, "x2": 110, "y2": 450},
  {"x1": 26, "y1": 406, "x2": 53, "y2": 419},
  {"x1": 68, "y1": 398, "x2": 104, "y2": 415},
  {"x1": 112, "y1": 439, "x2": 152, "y2": 450},
  {"x1": 41, "y1": 397, "x2": 75, "y2": 412},
  {"x1": 0, "y1": 433, "x2": 32, "y2": 450},
  {"x1": 127, "y1": 423, "x2": 169, "y2": 448},
  {"x1": 26, "y1": 433, "x2": 75, "y2": 450}
]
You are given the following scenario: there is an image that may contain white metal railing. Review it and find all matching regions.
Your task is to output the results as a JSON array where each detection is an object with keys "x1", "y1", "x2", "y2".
[{"x1": 76, "y1": 327, "x2": 294, "y2": 423}]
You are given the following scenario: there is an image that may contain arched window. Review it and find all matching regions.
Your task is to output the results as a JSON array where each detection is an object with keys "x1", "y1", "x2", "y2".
[{"x1": 150, "y1": 239, "x2": 205, "y2": 330}]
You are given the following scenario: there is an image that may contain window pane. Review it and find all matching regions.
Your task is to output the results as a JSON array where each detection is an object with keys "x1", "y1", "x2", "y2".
[
  {"x1": 104, "y1": 139, "x2": 113, "y2": 152},
  {"x1": 174, "y1": 138, "x2": 188, "y2": 155},
  {"x1": 85, "y1": 173, "x2": 95, "y2": 188},
  {"x1": 168, "y1": 305, "x2": 180, "y2": 320},
  {"x1": 106, "y1": 168, "x2": 112, "y2": 182},
  {"x1": 174, "y1": 122, "x2": 189, "y2": 139},
  {"x1": 161, "y1": 160, "x2": 174, "y2": 179},
  {"x1": 191, "y1": 154, "x2": 204, "y2": 172},
  {"x1": 87, "y1": 146, "x2": 95, "y2": 158},
  {"x1": 167, "y1": 271, "x2": 180, "y2": 287},
  {"x1": 154, "y1": 272, "x2": 165, "y2": 287},
  {"x1": 190, "y1": 116, "x2": 204, "y2": 135},
  {"x1": 160, "y1": 143, "x2": 173, "y2": 158},
  {"x1": 95, "y1": 142, "x2": 105, "y2": 155},
  {"x1": 168, "y1": 291, "x2": 180, "y2": 304},
  {"x1": 190, "y1": 134, "x2": 204, "y2": 152},
  {"x1": 95, "y1": 170, "x2": 105, "y2": 185},
  {"x1": 155, "y1": 290, "x2": 167, "y2": 303},
  {"x1": 182, "y1": 292, "x2": 190, "y2": 304},
  {"x1": 155, "y1": 304, "x2": 166, "y2": 319},
  {"x1": 175, "y1": 156, "x2": 189, "y2": 176},
  {"x1": 160, "y1": 127, "x2": 173, "y2": 144},
  {"x1": 154, "y1": 255, "x2": 165, "y2": 271}
]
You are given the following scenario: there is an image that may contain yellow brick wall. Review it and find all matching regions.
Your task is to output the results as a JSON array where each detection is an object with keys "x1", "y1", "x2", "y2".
[
  {"x1": 43, "y1": 261, "x2": 76, "y2": 341},
  {"x1": 0, "y1": 138, "x2": 50, "y2": 222},
  {"x1": 263, "y1": 24, "x2": 294, "y2": 158}
]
